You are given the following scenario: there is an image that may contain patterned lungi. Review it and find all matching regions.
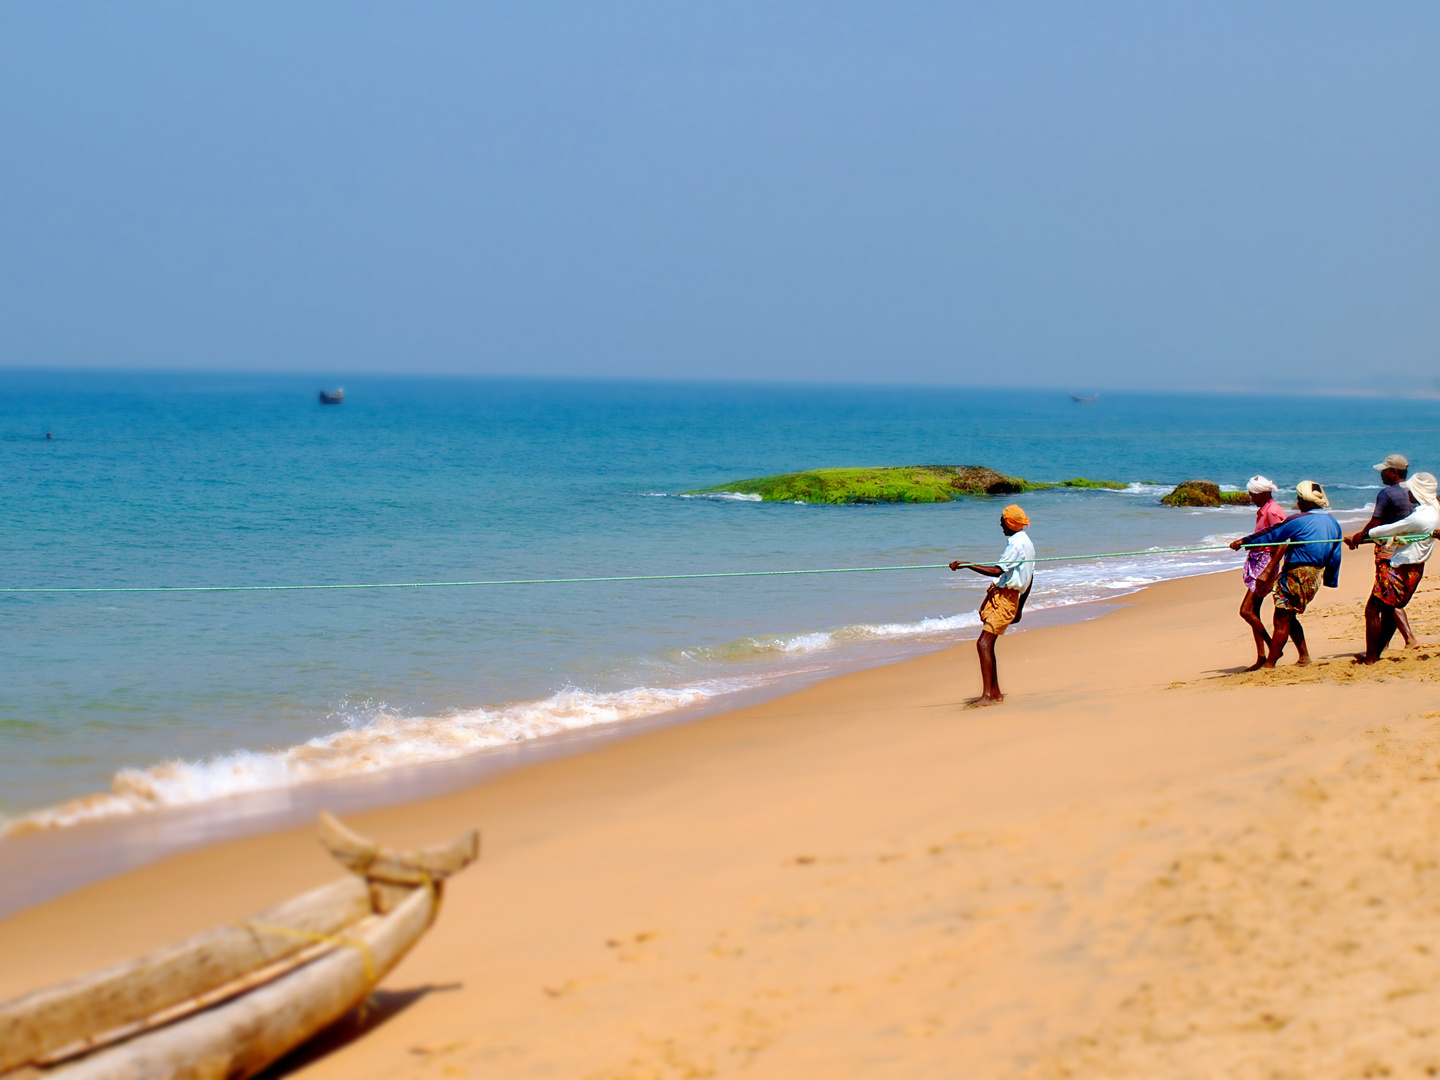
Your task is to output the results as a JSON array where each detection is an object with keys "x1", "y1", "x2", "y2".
[
  {"x1": 1372, "y1": 560, "x2": 1424, "y2": 609},
  {"x1": 1242, "y1": 549, "x2": 1277, "y2": 596},
  {"x1": 1274, "y1": 564, "x2": 1322, "y2": 614}
]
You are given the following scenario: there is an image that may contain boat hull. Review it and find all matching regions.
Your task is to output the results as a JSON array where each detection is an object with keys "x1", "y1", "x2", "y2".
[
  {"x1": 47, "y1": 885, "x2": 435, "y2": 1080},
  {"x1": 0, "y1": 814, "x2": 477, "y2": 1080}
]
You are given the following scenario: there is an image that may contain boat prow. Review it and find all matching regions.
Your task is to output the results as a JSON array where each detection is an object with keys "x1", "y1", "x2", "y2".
[{"x1": 0, "y1": 813, "x2": 479, "y2": 1080}]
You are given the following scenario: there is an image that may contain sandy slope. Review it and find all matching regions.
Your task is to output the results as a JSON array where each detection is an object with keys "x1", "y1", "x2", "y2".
[{"x1": 3, "y1": 548, "x2": 1440, "y2": 1078}]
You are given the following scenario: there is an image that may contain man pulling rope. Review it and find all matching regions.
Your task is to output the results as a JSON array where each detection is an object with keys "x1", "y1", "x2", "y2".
[{"x1": 950, "y1": 504, "x2": 1034, "y2": 706}]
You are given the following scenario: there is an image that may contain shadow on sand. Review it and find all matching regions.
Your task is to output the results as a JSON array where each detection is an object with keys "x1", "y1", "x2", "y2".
[{"x1": 258, "y1": 983, "x2": 462, "y2": 1078}]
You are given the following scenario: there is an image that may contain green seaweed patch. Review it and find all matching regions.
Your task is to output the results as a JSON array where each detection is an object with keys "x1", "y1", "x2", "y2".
[
  {"x1": 1161, "y1": 481, "x2": 1252, "y2": 507},
  {"x1": 1054, "y1": 477, "x2": 1128, "y2": 490},
  {"x1": 685, "y1": 465, "x2": 1067, "y2": 504}
]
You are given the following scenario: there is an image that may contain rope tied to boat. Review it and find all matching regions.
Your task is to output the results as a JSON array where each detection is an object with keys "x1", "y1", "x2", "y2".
[
  {"x1": 2, "y1": 536, "x2": 1425, "y2": 595},
  {"x1": 350, "y1": 841, "x2": 380, "y2": 875},
  {"x1": 235, "y1": 922, "x2": 376, "y2": 984}
]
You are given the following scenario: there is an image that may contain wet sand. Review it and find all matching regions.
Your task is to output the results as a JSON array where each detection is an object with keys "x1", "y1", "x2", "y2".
[{"x1": 4, "y1": 547, "x2": 1439, "y2": 1078}]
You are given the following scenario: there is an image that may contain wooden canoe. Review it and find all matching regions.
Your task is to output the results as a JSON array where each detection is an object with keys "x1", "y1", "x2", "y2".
[{"x1": 0, "y1": 812, "x2": 478, "y2": 1080}]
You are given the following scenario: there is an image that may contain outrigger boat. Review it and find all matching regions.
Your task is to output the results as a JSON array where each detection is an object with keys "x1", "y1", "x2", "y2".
[
  {"x1": 0, "y1": 812, "x2": 478, "y2": 1080},
  {"x1": 318, "y1": 389, "x2": 344, "y2": 405},
  {"x1": 1069, "y1": 393, "x2": 1098, "y2": 404}
]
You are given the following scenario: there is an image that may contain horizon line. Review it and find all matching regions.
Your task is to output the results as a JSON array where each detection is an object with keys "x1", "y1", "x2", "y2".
[{"x1": 2, "y1": 366, "x2": 1437, "y2": 402}]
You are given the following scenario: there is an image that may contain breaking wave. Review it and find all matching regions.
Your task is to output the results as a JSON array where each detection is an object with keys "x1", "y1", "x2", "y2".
[
  {"x1": 0, "y1": 682, "x2": 752, "y2": 837},
  {"x1": 648, "y1": 491, "x2": 764, "y2": 501},
  {"x1": 677, "y1": 611, "x2": 982, "y2": 662}
]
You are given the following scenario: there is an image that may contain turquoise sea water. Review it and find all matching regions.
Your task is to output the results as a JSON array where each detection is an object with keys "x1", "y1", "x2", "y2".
[{"x1": 3, "y1": 372, "x2": 1437, "y2": 830}]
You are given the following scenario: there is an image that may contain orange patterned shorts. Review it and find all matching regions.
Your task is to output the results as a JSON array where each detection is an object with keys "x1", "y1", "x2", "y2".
[{"x1": 980, "y1": 586, "x2": 1021, "y2": 635}]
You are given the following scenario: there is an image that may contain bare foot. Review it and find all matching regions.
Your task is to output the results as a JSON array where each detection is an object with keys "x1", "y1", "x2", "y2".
[
  {"x1": 1405, "y1": 638, "x2": 1421, "y2": 650},
  {"x1": 1245, "y1": 658, "x2": 1266, "y2": 672},
  {"x1": 1295, "y1": 656, "x2": 1312, "y2": 667},
  {"x1": 966, "y1": 694, "x2": 1004, "y2": 708},
  {"x1": 1262, "y1": 660, "x2": 1277, "y2": 669}
]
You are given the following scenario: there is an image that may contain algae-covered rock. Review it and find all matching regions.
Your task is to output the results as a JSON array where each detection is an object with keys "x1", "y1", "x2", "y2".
[
  {"x1": 684, "y1": 465, "x2": 1035, "y2": 504},
  {"x1": 684, "y1": 466, "x2": 1131, "y2": 505},
  {"x1": 1161, "y1": 481, "x2": 1252, "y2": 507}
]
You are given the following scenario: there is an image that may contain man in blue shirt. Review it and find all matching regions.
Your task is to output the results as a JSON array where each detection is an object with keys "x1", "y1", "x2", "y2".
[{"x1": 1229, "y1": 481, "x2": 1342, "y2": 668}]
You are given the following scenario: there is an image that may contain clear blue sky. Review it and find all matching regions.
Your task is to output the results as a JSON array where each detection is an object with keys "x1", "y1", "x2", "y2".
[{"x1": 1, "y1": 3, "x2": 1436, "y2": 389}]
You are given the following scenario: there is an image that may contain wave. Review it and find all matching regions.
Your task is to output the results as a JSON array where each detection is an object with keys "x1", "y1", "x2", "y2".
[
  {"x1": 1108, "y1": 483, "x2": 1176, "y2": 497},
  {"x1": 0, "y1": 681, "x2": 756, "y2": 838},
  {"x1": 677, "y1": 611, "x2": 983, "y2": 662},
  {"x1": 650, "y1": 491, "x2": 763, "y2": 502}
]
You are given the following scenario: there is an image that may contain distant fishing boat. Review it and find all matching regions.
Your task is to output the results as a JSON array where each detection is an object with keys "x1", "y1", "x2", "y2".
[
  {"x1": 318, "y1": 388, "x2": 345, "y2": 405},
  {"x1": 1070, "y1": 393, "x2": 1098, "y2": 404},
  {"x1": 0, "y1": 812, "x2": 478, "y2": 1080}
]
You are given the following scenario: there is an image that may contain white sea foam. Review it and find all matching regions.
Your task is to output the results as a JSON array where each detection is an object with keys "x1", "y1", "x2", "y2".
[
  {"x1": 674, "y1": 491, "x2": 763, "y2": 502},
  {"x1": 680, "y1": 611, "x2": 983, "y2": 662},
  {"x1": 0, "y1": 681, "x2": 752, "y2": 837},
  {"x1": 1112, "y1": 483, "x2": 1176, "y2": 497}
]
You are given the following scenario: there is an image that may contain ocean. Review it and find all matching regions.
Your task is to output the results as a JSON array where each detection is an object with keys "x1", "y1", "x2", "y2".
[{"x1": 3, "y1": 372, "x2": 1436, "y2": 835}]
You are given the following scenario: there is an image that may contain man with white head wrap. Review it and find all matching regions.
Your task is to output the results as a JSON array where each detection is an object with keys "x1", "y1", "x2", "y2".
[
  {"x1": 1346, "y1": 452, "x2": 1420, "y2": 649},
  {"x1": 1236, "y1": 475, "x2": 1288, "y2": 669},
  {"x1": 1361, "y1": 471, "x2": 1439, "y2": 663}
]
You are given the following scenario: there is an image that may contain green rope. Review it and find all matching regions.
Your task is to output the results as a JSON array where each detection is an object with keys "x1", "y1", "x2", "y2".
[{"x1": 2, "y1": 536, "x2": 1424, "y2": 596}]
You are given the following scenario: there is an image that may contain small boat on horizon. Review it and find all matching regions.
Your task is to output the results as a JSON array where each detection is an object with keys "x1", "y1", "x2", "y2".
[
  {"x1": 1070, "y1": 393, "x2": 1098, "y2": 404},
  {"x1": 0, "y1": 812, "x2": 478, "y2": 1080},
  {"x1": 319, "y1": 388, "x2": 345, "y2": 405}
]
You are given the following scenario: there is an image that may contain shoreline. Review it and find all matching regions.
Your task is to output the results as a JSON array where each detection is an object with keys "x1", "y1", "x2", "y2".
[
  {"x1": 4, "y1": 542, "x2": 1241, "y2": 847},
  {"x1": 7, "y1": 544, "x2": 1438, "y2": 1076},
  {"x1": 0, "y1": 586, "x2": 1137, "y2": 919}
]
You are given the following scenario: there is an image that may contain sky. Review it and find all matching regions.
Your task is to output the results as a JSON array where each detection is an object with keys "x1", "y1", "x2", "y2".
[{"x1": 0, "y1": 2, "x2": 1437, "y2": 390}]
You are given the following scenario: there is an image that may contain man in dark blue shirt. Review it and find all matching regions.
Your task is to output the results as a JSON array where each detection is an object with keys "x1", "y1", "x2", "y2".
[
  {"x1": 1345, "y1": 453, "x2": 1418, "y2": 649},
  {"x1": 1230, "y1": 481, "x2": 1342, "y2": 668}
]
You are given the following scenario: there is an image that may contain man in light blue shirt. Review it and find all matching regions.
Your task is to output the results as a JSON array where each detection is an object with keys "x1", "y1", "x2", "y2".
[{"x1": 950, "y1": 504, "x2": 1035, "y2": 705}]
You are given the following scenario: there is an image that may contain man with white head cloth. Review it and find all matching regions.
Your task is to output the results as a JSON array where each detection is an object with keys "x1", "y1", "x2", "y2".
[
  {"x1": 1362, "y1": 471, "x2": 1439, "y2": 663},
  {"x1": 1236, "y1": 475, "x2": 1288, "y2": 670},
  {"x1": 1347, "y1": 452, "x2": 1421, "y2": 648}
]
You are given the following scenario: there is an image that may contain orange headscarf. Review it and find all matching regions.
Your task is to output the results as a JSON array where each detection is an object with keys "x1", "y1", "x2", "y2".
[{"x1": 1001, "y1": 504, "x2": 1030, "y2": 530}]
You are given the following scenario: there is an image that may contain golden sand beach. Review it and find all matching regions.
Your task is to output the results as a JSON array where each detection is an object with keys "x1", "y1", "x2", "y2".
[{"x1": 4, "y1": 546, "x2": 1440, "y2": 1078}]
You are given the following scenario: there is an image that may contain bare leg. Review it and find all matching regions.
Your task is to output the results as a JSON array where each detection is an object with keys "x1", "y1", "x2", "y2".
[
  {"x1": 1264, "y1": 611, "x2": 1292, "y2": 668},
  {"x1": 976, "y1": 630, "x2": 1003, "y2": 703},
  {"x1": 1364, "y1": 598, "x2": 1401, "y2": 663},
  {"x1": 1395, "y1": 606, "x2": 1417, "y2": 647},
  {"x1": 1290, "y1": 615, "x2": 1310, "y2": 666},
  {"x1": 1239, "y1": 590, "x2": 1270, "y2": 670},
  {"x1": 1379, "y1": 607, "x2": 1397, "y2": 655},
  {"x1": 1364, "y1": 597, "x2": 1384, "y2": 663}
]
